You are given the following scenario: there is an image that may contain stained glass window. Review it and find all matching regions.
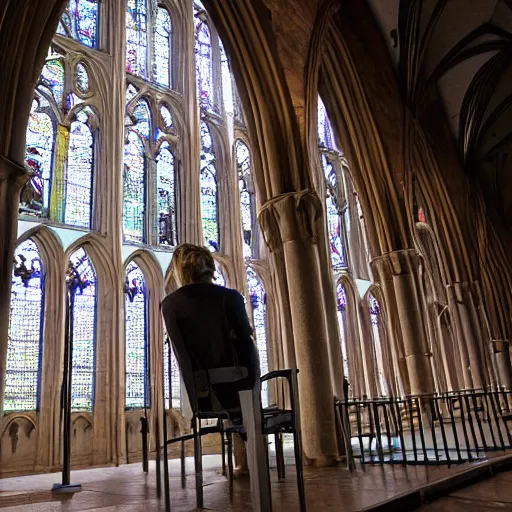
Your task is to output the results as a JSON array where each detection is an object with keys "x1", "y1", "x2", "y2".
[
  {"x1": 40, "y1": 56, "x2": 65, "y2": 106},
  {"x1": 236, "y1": 140, "x2": 253, "y2": 258},
  {"x1": 317, "y1": 95, "x2": 336, "y2": 150},
  {"x1": 5, "y1": 240, "x2": 44, "y2": 412},
  {"x1": 157, "y1": 142, "x2": 177, "y2": 246},
  {"x1": 322, "y1": 155, "x2": 345, "y2": 268},
  {"x1": 214, "y1": 261, "x2": 226, "y2": 287},
  {"x1": 75, "y1": 62, "x2": 90, "y2": 94},
  {"x1": 369, "y1": 294, "x2": 388, "y2": 396},
  {"x1": 57, "y1": 0, "x2": 99, "y2": 48},
  {"x1": 246, "y1": 267, "x2": 269, "y2": 407},
  {"x1": 220, "y1": 41, "x2": 234, "y2": 115},
  {"x1": 68, "y1": 248, "x2": 97, "y2": 411},
  {"x1": 160, "y1": 105, "x2": 173, "y2": 129},
  {"x1": 154, "y1": 7, "x2": 172, "y2": 87},
  {"x1": 336, "y1": 283, "x2": 349, "y2": 379},
  {"x1": 194, "y1": 11, "x2": 214, "y2": 111},
  {"x1": 125, "y1": 262, "x2": 148, "y2": 409},
  {"x1": 126, "y1": 0, "x2": 148, "y2": 78},
  {"x1": 200, "y1": 121, "x2": 219, "y2": 251},
  {"x1": 65, "y1": 108, "x2": 94, "y2": 228},
  {"x1": 123, "y1": 131, "x2": 146, "y2": 243},
  {"x1": 163, "y1": 338, "x2": 181, "y2": 409},
  {"x1": 22, "y1": 100, "x2": 55, "y2": 217}
]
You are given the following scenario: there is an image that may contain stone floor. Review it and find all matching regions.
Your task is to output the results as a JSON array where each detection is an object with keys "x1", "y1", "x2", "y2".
[
  {"x1": 1, "y1": 453, "x2": 511, "y2": 511},
  {"x1": 420, "y1": 469, "x2": 512, "y2": 510}
]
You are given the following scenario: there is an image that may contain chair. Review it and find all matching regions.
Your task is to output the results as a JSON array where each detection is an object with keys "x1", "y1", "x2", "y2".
[
  {"x1": 159, "y1": 343, "x2": 307, "y2": 511},
  {"x1": 160, "y1": 334, "x2": 273, "y2": 512}
]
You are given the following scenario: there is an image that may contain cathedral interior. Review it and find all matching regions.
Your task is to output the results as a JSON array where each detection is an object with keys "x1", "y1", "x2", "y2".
[{"x1": 2, "y1": 0, "x2": 512, "y2": 510}]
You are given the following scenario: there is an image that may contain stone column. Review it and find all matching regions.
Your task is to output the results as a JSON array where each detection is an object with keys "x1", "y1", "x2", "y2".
[
  {"x1": 372, "y1": 249, "x2": 434, "y2": 396},
  {"x1": 259, "y1": 190, "x2": 338, "y2": 466},
  {"x1": 447, "y1": 282, "x2": 487, "y2": 389},
  {"x1": 0, "y1": 156, "x2": 28, "y2": 416},
  {"x1": 493, "y1": 341, "x2": 512, "y2": 390}
]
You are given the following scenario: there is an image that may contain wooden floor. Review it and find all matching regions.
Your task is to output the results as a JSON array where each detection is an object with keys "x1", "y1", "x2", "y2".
[
  {"x1": 420, "y1": 468, "x2": 512, "y2": 510},
  {"x1": 1, "y1": 453, "x2": 512, "y2": 511}
]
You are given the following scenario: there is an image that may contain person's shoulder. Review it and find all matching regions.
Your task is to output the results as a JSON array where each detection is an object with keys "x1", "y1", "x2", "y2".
[{"x1": 161, "y1": 289, "x2": 183, "y2": 309}]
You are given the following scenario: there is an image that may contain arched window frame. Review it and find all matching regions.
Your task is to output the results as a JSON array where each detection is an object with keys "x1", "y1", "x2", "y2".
[
  {"x1": 235, "y1": 138, "x2": 257, "y2": 260},
  {"x1": 4, "y1": 239, "x2": 45, "y2": 413},
  {"x1": 245, "y1": 265, "x2": 270, "y2": 407},
  {"x1": 67, "y1": 246, "x2": 98, "y2": 412},
  {"x1": 21, "y1": 47, "x2": 99, "y2": 231},
  {"x1": 123, "y1": 84, "x2": 180, "y2": 247},
  {"x1": 124, "y1": 260, "x2": 150, "y2": 410}
]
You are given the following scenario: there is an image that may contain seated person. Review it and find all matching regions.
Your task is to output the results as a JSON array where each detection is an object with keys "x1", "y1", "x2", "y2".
[{"x1": 161, "y1": 243, "x2": 260, "y2": 415}]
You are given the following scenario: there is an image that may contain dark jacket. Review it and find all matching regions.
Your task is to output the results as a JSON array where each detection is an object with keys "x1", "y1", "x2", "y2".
[{"x1": 161, "y1": 283, "x2": 260, "y2": 412}]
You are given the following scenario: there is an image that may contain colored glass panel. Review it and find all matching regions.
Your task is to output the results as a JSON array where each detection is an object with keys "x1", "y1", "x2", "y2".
[
  {"x1": 69, "y1": 248, "x2": 97, "y2": 411},
  {"x1": 214, "y1": 261, "x2": 226, "y2": 287},
  {"x1": 317, "y1": 95, "x2": 336, "y2": 150},
  {"x1": 126, "y1": 0, "x2": 148, "y2": 78},
  {"x1": 5, "y1": 240, "x2": 44, "y2": 412},
  {"x1": 132, "y1": 98, "x2": 151, "y2": 139},
  {"x1": 57, "y1": 0, "x2": 99, "y2": 48},
  {"x1": 22, "y1": 100, "x2": 55, "y2": 217},
  {"x1": 65, "y1": 108, "x2": 94, "y2": 228},
  {"x1": 321, "y1": 155, "x2": 345, "y2": 268},
  {"x1": 41, "y1": 58, "x2": 65, "y2": 106},
  {"x1": 246, "y1": 267, "x2": 269, "y2": 407},
  {"x1": 336, "y1": 283, "x2": 349, "y2": 379},
  {"x1": 236, "y1": 140, "x2": 253, "y2": 258},
  {"x1": 154, "y1": 7, "x2": 172, "y2": 87},
  {"x1": 194, "y1": 14, "x2": 214, "y2": 111},
  {"x1": 75, "y1": 62, "x2": 90, "y2": 94},
  {"x1": 123, "y1": 131, "x2": 146, "y2": 243},
  {"x1": 157, "y1": 143, "x2": 177, "y2": 246},
  {"x1": 163, "y1": 339, "x2": 181, "y2": 409},
  {"x1": 220, "y1": 41, "x2": 234, "y2": 115},
  {"x1": 160, "y1": 105, "x2": 173, "y2": 128},
  {"x1": 125, "y1": 262, "x2": 148, "y2": 409},
  {"x1": 126, "y1": 83, "x2": 139, "y2": 104},
  {"x1": 369, "y1": 294, "x2": 388, "y2": 396},
  {"x1": 200, "y1": 121, "x2": 219, "y2": 251}
]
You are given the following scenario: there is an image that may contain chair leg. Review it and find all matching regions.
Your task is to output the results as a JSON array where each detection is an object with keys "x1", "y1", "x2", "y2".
[
  {"x1": 221, "y1": 430, "x2": 227, "y2": 477},
  {"x1": 193, "y1": 416, "x2": 203, "y2": 509},
  {"x1": 293, "y1": 430, "x2": 306, "y2": 512},
  {"x1": 275, "y1": 432, "x2": 285, "y2": 482},
  {"x1": 227, "y1": 432, "x2": 234, "y2": 496},
  {"x1": 239, "y1": 387, "x2": 272, "y2": 512},
  {"x1": 181, "y1": 439, "x2": 186, "y2": 489}
]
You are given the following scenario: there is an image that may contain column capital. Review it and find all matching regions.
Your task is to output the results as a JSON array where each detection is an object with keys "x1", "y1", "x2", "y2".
[
  {"x1": 0, "y1": 154, "x2": 28, "y2": 186},
  {"x1": 371, "y1": 248, "x2": 420, "y2": 278},
  {"x1": 492, "y1": 339, "x2": 510, "y2": 353},
  {"x1": 258, "y1": 189, "x2": 322, "y2": 252}
]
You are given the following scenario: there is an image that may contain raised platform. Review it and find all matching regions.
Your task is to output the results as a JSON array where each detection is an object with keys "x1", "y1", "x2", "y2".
[{"x1": 0, "y1": 451, "x2": 511, "y2": 511}]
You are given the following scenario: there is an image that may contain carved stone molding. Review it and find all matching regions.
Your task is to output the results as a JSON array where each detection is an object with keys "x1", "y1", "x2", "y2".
[
  {"x1": 0, "y1": 155, "x2": 28, "y2": 186},
  {"x1": 258, "y1": 189, "x2": 322, "y2": 252},
  {"x1": 371, "y1": 248, "x2": 420, "y2": 278}
]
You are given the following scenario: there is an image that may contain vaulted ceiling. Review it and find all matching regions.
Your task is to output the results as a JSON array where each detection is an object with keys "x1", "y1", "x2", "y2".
[{"x1": 369, "y1": 0, "x2": 512, "y2": 228}]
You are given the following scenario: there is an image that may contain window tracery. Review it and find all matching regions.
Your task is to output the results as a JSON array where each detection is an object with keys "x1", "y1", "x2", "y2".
[
  {"x1": 5, "y1": 240, "x2": 44, "y2": 413},
  {"x1": 123, "y1": 88, "x2": 178, "y2": 246},
  {"x1": 163, "y1": 339, "x2": 181, "y2": 409},
  {"x1": 124, "y1": 262, "x2": 148, "y2": 409},
  {"x1": 21, "y1": 48, "x2": 97, "y2": 229}
]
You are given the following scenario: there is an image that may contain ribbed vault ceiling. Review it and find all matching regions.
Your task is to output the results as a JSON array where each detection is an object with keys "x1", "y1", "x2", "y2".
[{"x1": 368, "y1": 0, "x2": 512, "y2": 227}]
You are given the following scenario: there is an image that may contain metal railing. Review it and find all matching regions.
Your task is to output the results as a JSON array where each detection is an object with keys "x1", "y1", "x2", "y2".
[{"x1": 336, "y1": 389, "x2": 512, "y2": 467}]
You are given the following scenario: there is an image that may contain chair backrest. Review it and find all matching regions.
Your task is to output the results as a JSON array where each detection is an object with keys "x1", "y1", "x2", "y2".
[{"x1": 161, "y1": 287, "x2": 247, "y2": 415}]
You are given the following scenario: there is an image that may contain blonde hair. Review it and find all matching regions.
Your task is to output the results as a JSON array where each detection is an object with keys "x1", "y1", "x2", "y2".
[{"x1": 171, "y1": 243, "x2": 216, "y2": 287}]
